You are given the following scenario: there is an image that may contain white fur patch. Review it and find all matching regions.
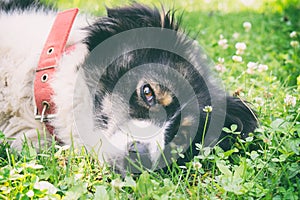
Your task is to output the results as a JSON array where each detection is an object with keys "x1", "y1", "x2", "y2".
[{"x1": 0, "y1": 9, "x2": 92, "y2": 149}]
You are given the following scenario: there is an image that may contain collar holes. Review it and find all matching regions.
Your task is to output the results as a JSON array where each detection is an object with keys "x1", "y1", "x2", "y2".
[
  {"x1": 47, "y1": 47, "x2": 54, "y2": 55},
  {"x1": 41, "y1": 73, "x2": 48, "y2": 82}
]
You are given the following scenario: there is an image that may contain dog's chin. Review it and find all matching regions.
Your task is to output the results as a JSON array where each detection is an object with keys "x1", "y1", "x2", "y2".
[{"x1": 92, "y1": 119, "x2": 166, "y2": 174}]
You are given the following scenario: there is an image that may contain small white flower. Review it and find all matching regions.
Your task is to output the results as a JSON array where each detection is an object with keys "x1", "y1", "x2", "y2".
[
  {"x1": 235, "y1": 42, "x2": 247, "y2": 55},
  {"x1": 26, "y1": 190, "x2": 34, "y2": 198},
  {"x1": 243, "y1": 21, "x2": 252, "y2": 32},
  {"x1": 254, "y1": 97, "x2": 264, "y2": 106},
  {"x1": 246, "y1": 68, "x2": 255, "y2": 74},
  {"x1": 218, "y1": 57, "x2": 225, "y2": 63},
  {"x1": 247, "y1": 62, "x2": 258, "y2": 69},
  {"x1": 215, "y1": 64, "x2": 226, "y2": 73},
  {"x1": 284, "y1": 95, "x2": 297, "y2": 107},
  {"x1": 218, "y1": 39, "x2": 229, "y2": 49},
  {"x1": 246, "y1": 62, "x2": 258, "y2": 74},
  {"x1": 258, "y1": 64, "x2": 268, "y2": 72},
  {"x1": 218, "y1": 34, "x2": 229, "y2": 49},
  {"x1": 235, "y1": 42, "x2": 247, "y2": 50},
  {"x1": 215, "y1": 57, "x2": 226, "y2": 72},
  {"x1": 233, "y1": 32, "x2": 240, "y2": 39},
  {"x1": 232, "y1": 55, "x2": 243, "y2": 62},
  {"x1": 290, "y1": 31, "x2": 297, "y2": 38},
  {"x1": 203, "y1": 106, "x2": 213, "y2": 113},
  {"x1": 290, "y1": 40, "x2": 299, "y2": 48}
]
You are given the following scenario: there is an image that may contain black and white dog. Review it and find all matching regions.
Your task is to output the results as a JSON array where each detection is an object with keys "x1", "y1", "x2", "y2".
[{"x1": 0, "y1": 0, "x2": 257, "y2": 173}]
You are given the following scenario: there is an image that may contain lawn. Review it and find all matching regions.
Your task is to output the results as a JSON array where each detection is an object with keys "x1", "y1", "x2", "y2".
[{"x1": 0, "y1": 0, "x2": 299, "y2": 199}]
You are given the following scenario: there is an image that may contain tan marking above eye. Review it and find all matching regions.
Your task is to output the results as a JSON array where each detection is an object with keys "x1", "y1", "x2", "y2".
[
  {"x1": 157, "y1": 92, "x2": 173, "y2": 106},
  {"x1": 139, "y1": 82, "x2": 173, "y2": 107}
]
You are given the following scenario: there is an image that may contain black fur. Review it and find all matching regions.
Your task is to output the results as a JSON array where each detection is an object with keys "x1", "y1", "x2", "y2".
[
  {"x1": 0, "y1": 0, "x2": 50, "y2": 12},
  {"x1": 84, "y1": 4, "x2": 179, "y2": 51},
  {"x1": 84, "y1": 5, "x2": 258, "y2": 168}
]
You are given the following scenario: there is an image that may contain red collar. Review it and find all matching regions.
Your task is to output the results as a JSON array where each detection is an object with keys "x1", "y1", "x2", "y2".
[{"x1": 34, "y1": 8, "x2": 79, "y2": 134}]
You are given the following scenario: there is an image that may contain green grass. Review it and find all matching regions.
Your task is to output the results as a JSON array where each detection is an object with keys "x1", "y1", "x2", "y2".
[{"x1": 1, "y1": 0, "x2": 300, "y2": 199}]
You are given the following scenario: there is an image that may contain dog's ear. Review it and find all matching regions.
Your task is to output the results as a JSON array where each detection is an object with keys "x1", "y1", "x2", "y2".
[
  {"x1": 85, "y1": 4, "x2": 180, "y2": 51},
  {"x1": 106, "y1": 4, "x2": 161, "y2": 28},
  {"x1": 218, "y1": 96, "x2": 258, "y2": 150},
  {"x1": 106, "y1": 3, "x2": 179, "y2": 30}
]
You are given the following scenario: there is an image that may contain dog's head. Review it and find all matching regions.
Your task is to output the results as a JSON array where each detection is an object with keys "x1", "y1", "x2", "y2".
[
  {"x1": 74, "y1": 4, "x2": 214, "y2": 173},
  {"x1": 73, "y1": 4, "x2": 256, "y2": 174}
]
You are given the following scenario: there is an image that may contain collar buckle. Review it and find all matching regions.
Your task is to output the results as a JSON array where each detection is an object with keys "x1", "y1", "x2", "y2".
[{"x1": 34, "y1": 101, "x2": 56, "y2": 122}]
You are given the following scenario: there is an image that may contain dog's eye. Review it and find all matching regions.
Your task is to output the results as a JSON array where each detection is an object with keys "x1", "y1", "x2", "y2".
[{"x1": 141, "y1": 84, "x2": 156, "y2": 106}]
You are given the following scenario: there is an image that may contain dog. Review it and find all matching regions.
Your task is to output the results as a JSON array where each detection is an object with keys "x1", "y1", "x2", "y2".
[{"x1": 0, "y1": 0, "x2": 257, "y2": 173}]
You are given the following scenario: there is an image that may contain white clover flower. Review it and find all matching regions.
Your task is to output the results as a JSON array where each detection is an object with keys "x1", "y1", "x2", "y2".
[
  {"x1": 284, "y1": 94, "x2": 297, "y2": 107},
  {"x1": 247, "y1": 62, "x2": 258, "y2": 68},
  {"x1": 254, "y1": 97, "x2": 264, "y2": 106},
  {"x1": 290, "y1": 31, "x2": 297, "y2": 38},
  {"x1": 290, "y1": 40, "x2": 299, "y2": 48},
  {"x1": 232, "y1": 55, "x2": 243, "y2": 62},
  {"x1": 218, "y1": 34, "x2": 229, "y2": 49},
  {"x1": 233, "y1": 32, "x2": 240, "y2": 39},
  {"x1": 215, "y1": 64, "x2": 226, "y2": 73},
  {"x1": 246, "y1": 68, "x2": 255, "y2": 74},
  {"x1": 246, "y1": 62, "x2": 258, "y2": 74},
  {"x1": 215, "y1": 57, "x2": 226, "y2": 72},
  {"x1": 243, "y1": 21, "x2": 252, "y2": 32},
  {"x1": 235, "y1": 42, "x2": 247, "y2": 55},
  {"x1": 235, "y1": 42, "x2": 247, "y2": 50},
  {"x1": 258, "y1": 64, "x2": 268, "y2": 72},
  {"x1": 218, "y1": 57, "x2": 225, "y2": 63},
  {"x1": 26, "y1": 190, "x2": 34, "y2": 198},
  {"x1": 246, "y1": 69, "x2": 255, "y2": 74},
  {"x1": 218, "y1": 39, "x2": 229, "y2": 49}
]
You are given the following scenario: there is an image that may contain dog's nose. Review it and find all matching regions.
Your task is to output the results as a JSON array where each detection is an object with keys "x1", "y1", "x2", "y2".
[
  {"x1": 128, "y1": 141, "x2": 148, "y2": 154},
  {"x1": 126, "y1": 141, "x2": 152, "y2": 173}
]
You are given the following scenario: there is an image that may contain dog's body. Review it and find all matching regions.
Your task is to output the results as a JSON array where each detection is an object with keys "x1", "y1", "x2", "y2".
[{"x1": 0, "y1": 0, "x2": 257, "y2": 173}]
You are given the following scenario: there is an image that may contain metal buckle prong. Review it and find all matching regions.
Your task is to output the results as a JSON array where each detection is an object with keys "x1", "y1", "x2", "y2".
[
  {"x1": 34, "y1": 101, "x2": 55, "y2": 122},
  {"x1": 40, "y1": 102, "x2": 48, "y2": 122}
]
